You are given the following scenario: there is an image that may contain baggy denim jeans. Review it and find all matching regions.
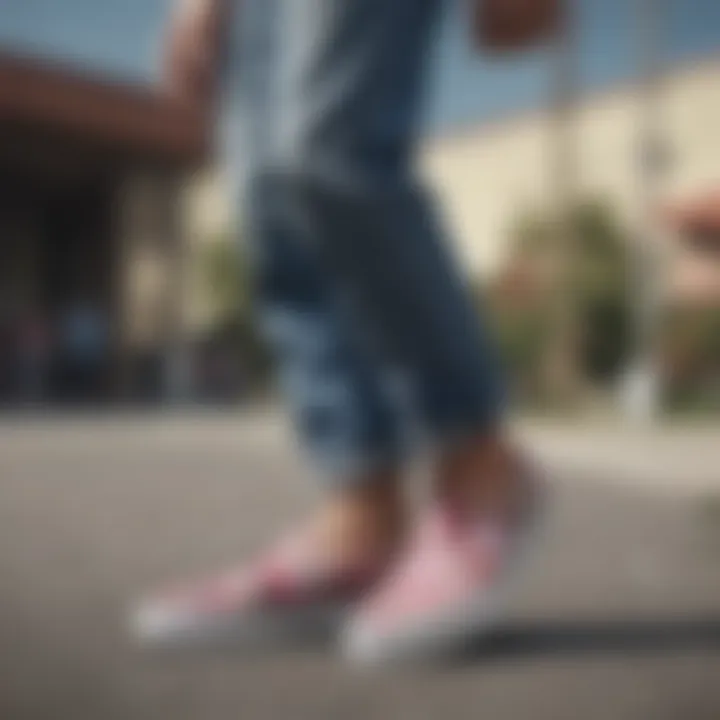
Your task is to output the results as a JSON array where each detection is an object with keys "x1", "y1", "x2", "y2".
[{"x1": 232, "y1": 0, "x2": 505, "y2": 483}]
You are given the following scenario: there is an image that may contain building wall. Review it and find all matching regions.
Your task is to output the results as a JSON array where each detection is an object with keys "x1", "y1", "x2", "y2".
[
  {"x1": 119, "y1": 167, "x2": 234, "y2": 353},
  {"x1": 420, "y1": 56, "x2": 720, "y2": 277},
  {"x1": 0, "y1": 199, "x2": 41, "y2": 315},
  {"x1": 119, "y1": 174, "x2": 178, "y2": 350},
  {"x1": 182, "y1": 168, "x2": 235, "y2": 330}
]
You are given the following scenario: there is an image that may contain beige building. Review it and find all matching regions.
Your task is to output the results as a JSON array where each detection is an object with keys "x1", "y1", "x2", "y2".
[
  {"x1": 418, "y1": 53, "x2": 720, "y2": 277},
  {"x1": 182, "y1": 166, "x2": 235, "y2": 330}
]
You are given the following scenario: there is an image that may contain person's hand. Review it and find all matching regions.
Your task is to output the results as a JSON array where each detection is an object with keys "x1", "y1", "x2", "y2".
[
  {"x1": 161, "y1": 0, "x2": 228, "y2": 107},
  {"x1": 473, "y1": 0, "x2": 564, "y2": 53}
]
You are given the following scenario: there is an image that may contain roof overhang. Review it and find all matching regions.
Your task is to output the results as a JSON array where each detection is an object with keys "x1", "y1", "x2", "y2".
[{"x1": 0, "y1": 50, "x2": 212, "y2": 173}]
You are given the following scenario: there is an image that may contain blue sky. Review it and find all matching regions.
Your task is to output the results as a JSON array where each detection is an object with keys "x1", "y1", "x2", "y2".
[{"x1": 0, "y1": 0, "x2": 718, "y2": 130}]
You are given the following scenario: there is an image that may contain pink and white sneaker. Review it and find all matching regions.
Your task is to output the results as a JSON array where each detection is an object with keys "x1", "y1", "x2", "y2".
[
  {"x1": 343, "y1": 486, "x2": 542, "y2": 664},
  {"x1": 131, "y1": 528, "x2": 383, "y2": 651}
]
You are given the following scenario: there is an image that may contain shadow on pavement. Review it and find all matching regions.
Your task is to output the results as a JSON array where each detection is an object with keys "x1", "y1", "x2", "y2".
[
  {"x1": 134, "y1": 616, "x2": 720, "y2": 665},
  {"x1": 454, "y1": 616, "x2": 720, "y2": 664}
]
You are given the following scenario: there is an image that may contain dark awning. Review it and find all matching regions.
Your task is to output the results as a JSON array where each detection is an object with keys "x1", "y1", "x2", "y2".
[{"x1": 0, "y1": 50, "x2": 212, "y2": 171}]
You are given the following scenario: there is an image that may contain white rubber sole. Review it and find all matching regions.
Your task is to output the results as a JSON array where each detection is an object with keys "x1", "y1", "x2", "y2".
[
  {"x1": 343, "y1": 593, "x2": 501, "y2": 665},
  {"x1": 130, "y1": 599, "x2": 347, "y2": 653},
  {"x1": 343, "y1": 494, "x2": 548, "y2": 665}
]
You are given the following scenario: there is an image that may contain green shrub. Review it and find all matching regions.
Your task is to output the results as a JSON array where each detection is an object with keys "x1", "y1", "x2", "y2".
[
  {"x1": 484, "y1": 198, "x2": 632, "y2": 406},
  {"x1": 663, "y1": 306, "x2": 720, "y2": 413}
]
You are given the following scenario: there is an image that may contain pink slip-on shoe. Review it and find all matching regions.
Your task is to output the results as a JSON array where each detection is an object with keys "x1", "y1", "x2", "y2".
[
  {"x1": 131, "y1": 527, "x2": 384, "y2": 651},
  {"x1": 343, "y1": 478, "x2": 543, "y2": 664}
]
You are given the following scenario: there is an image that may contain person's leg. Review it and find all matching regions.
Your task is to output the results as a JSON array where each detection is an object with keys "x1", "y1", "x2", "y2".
[
  {"x1": 238, "y1": 0, "x2": 409, "y2": 566},
  {"x1": 132, "y1": 0, "x2": 410, "y2": 648},
  {"x1": 258, "y1": 0, "x2": 539, "y2": 660},
  {"x1": 247, "y1": 176, "x2": 410, "y2": 563},
  {"x1": 266, "y1": 0, "x2": 516, "y2": 506}
]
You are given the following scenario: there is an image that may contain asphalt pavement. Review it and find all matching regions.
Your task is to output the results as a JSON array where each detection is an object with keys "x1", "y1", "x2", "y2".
[{"x1": 0, "y1": 412, "x2": 719, "y2": 720}]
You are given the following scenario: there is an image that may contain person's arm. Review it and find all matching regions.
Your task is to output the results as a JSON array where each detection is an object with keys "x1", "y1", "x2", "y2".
[
  {"x1": 473, "y1": 0, "x2": 564, "y2": 53},
  {"x1": 162, "y1": 0, "x2": 234, "y2": 107}
]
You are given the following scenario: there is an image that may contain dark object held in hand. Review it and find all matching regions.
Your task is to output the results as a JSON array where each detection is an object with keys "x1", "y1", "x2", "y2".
[{"x1": 474, "y1": 0, "x2": 564, "y2": 53}]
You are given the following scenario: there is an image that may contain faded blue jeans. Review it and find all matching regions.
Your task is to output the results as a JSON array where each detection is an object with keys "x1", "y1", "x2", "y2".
[{"x1": 232, "y1": 0, "x2": 505, "y2": 483}]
